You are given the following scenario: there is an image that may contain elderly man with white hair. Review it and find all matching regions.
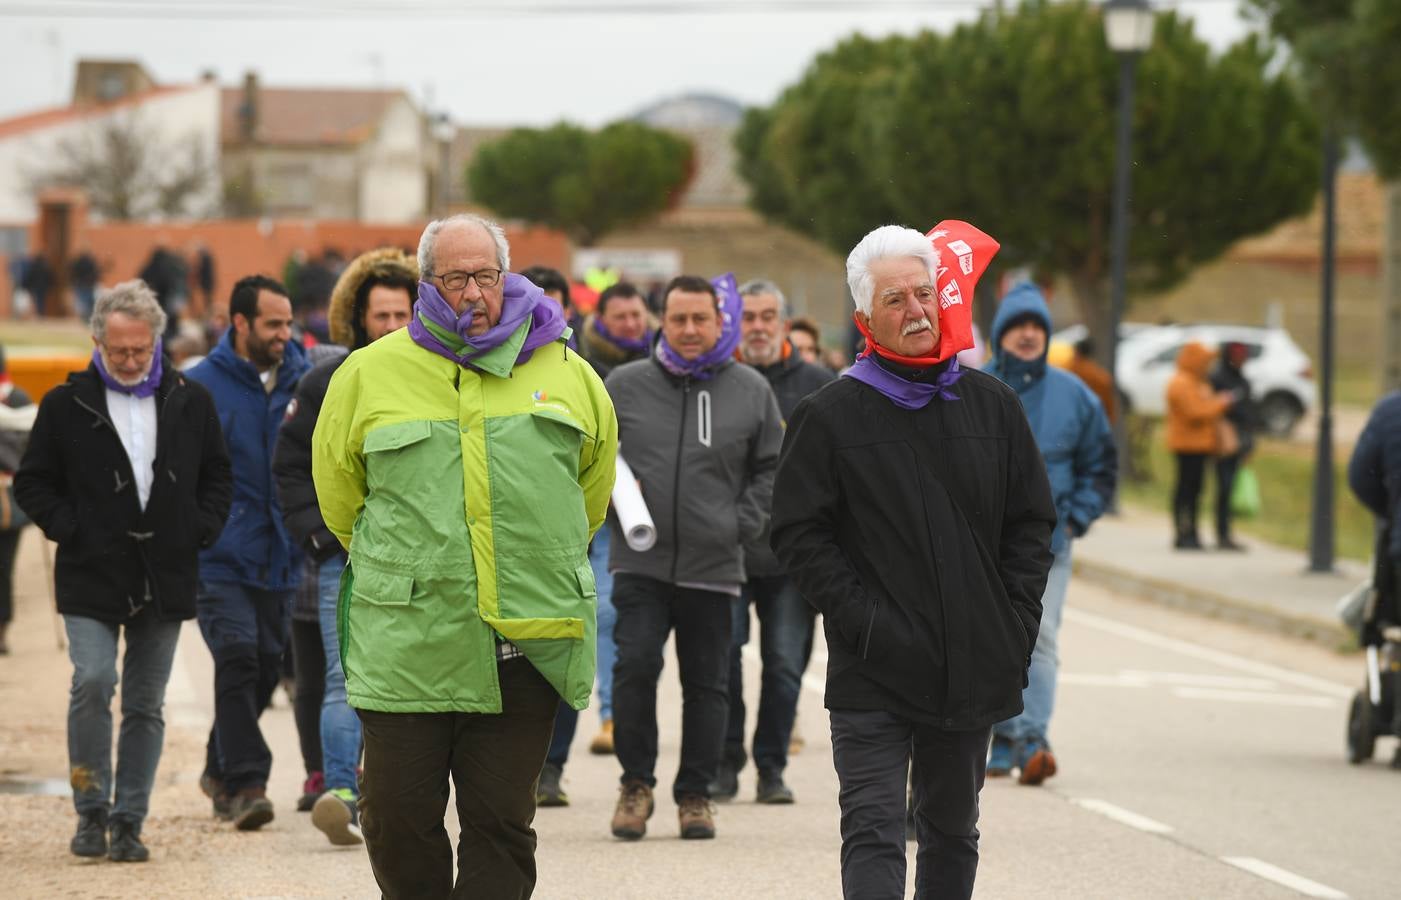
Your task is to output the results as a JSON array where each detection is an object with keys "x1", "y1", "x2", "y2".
[
  {"x1": 770, "y1": 223, "x2": 1056, "y2": 899},
  {"x1": 15, "y1": 280, "x2": 232, "y2": 863}
]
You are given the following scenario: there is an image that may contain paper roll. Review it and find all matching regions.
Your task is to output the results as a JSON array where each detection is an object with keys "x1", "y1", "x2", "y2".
[{"x1": 612, "y1": 453, "x2": 657, "y2": 552}]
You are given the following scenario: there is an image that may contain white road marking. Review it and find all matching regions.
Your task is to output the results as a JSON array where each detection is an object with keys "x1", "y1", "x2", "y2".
[
  {"x1": 1071, "y1": 798, "x2": 1174, "y2": 834},
  {"x1": 1171, "y1": 687, "x2": 1337, "y2": 708},
  {"x1": 1065, "y1": 608, "x2": 1353, "y2": 699},
  {"x1": 1221, "y1": 857, "x2": 1349, "y2": 899},
  {"x1": 1119, "y1": 669, "x2": 1277, "y2": 690}
]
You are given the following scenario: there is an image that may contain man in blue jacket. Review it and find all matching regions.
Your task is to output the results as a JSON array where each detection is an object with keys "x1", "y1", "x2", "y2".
[
  {"x1": 984, "y1": 283, "x2": 1115, "y2": 785},
  {"x1": 188, "y1": 274, "x2": 309, "y2": 829}
]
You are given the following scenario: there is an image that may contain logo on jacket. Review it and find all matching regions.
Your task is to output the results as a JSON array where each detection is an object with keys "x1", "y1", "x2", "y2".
[
  {"x1": 283, "y1": 398, "x2": 298, "y2": 421},
  {"x1": 532, "y1": 390, "x2": 548, "y2": 402}
]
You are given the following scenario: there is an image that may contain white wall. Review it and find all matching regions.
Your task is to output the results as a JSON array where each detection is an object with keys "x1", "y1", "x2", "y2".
[{"x1": 358, "y1": 96, "x2": 428, "y2": 223}]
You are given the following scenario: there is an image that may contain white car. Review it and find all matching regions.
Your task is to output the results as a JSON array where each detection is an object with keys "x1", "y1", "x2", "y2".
[{"x1": 1052, "y1": 323, "x2": 1316, "y2": 437}]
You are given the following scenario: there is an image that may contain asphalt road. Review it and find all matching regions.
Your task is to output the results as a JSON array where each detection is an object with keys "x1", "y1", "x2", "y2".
[{"x1": 11, "y1": 575, "x2": 1393, "y2": 899}]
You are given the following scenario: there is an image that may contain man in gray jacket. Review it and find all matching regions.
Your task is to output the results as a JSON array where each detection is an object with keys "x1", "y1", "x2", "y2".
[{"x1": 605, "y1": 274, "x2": 783, "y2": 843}]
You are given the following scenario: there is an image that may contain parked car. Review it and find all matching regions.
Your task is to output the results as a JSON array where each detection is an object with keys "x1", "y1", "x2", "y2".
[{"x1": 1051, "y1": 323, "x2": 1315, "y2": 437}]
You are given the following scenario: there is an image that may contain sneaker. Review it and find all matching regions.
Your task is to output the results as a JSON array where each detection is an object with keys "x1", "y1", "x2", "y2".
[
  {"x1": 1018, "y1": 740, "x2": 1058, "y2": 787},
  {"x1": 589, "y1": 719, "x2": 615, "y2": 755},
  {"x1": 70, "y1": 809, "x2": 108, "y2": 858},
  {"x1": 297, "y1": 771, "x2": 326, "y2": 812},
  {"x1": 610, "y1": 780, "x2": 654, "y2": 841},
  {"x1": 536, "y1": 763, "x2": 569, "y2": 808},
  {"x1": 311, "y1": 788, "x2": 363, "y2": 846},
  {"x1": 755, "y1": 772, "x2": 794, "y2": 805},
  {"x1": 987, "y1": 735, "x2": 1014, "y2": 777},
  {"x1": 677, "y1": 792, "x2": 716, "y2": 840},
  {"x1": 708, "y1": 761, "x2": 739, "y2": 803},
  {"x1": 200, "y1": 772, "x2": 233, "y2": 821},
  {"x1": 108, "y1": 820, "x2": 149, "y2": 863},
  {"x1": 230, "y1": 786, "x2": 275, "y2": 831}
]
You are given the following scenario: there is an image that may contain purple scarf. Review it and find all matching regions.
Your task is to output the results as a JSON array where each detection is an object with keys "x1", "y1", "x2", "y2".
[
  {"x1": 842, "y1": 355, "x2": 963, "y2": 410},
  {"x1": 654, "y1": 273, "x2": 743, "y2": 380},
  {"x1": 592, "y1": 317, "x2": 653, "y2": 355},
  {"x1": 93, "y1": 340, "x2": 163, "y2": 399},
  {"x1": 408, "y1": 274, "x2": 567, "y2": 370}
]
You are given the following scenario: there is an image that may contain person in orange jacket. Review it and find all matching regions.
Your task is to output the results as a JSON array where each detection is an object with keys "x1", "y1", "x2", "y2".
[{"x1": 1164, "y1": 342, "x2": 1236, "y2": 549}]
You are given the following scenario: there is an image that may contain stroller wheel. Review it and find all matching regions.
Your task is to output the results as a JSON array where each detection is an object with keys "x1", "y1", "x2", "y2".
[{"x1": 1347, "y1": 691, "x2": 1376, "y2": 764}]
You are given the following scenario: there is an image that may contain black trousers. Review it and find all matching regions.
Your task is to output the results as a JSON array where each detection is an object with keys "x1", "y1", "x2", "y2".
[
  {"x1": 0, "y1": 526, "x2": 21, "y2": 624},
  {"x1": 829, "y1": 709, "x2": 989, "y2": 900},
  {"x1": 289, "y1": 617, "x2": 325, "y2": 776},
  {"x1": 1214, "y1": 452, "x2": 1243, "y2": 541},
  {"x1": 356, "y1": 658, "x2": 559, "y2": 900},
  {"x1": 1172, "y1": 452, "x2": 1209, "y2": 542},
  {"x1": 611, "y1": 573, "x2": 731, "y2": 801}
]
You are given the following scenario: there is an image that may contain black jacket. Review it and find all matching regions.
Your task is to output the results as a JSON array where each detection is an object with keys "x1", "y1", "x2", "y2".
[
  {"x1": 1209, "y1": 360, "x2": 1260, "y2": 456},
  {"x1": 273, "y1": 352, "x2": 349, "y2": 564},
  {"x1": 770, "y1": 360, "x2": 1056, "y2": 729},
  {"x1": 14, "y1": 363, "x2": 233, "y2": 623},
  {"x1": 743, "y1": 345, "x2": 834, "y2": 577}
]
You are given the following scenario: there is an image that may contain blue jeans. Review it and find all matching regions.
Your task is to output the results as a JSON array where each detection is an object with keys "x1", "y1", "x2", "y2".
[
  {"x1": 591, "y1": 528, "x2": 616, "y2": 720},
  {"x1": 64, "y1": 614, "x2": 182, "y2": 828},
  {"x1": 994, "y1": 545, "x2": 1073, "y2": 747},
  {"x1": 723, "y1": 574, "x2": 814, "y2": 776},
  {"x1": 318, "y1": 555, "x2": 361, "y2": 793}
]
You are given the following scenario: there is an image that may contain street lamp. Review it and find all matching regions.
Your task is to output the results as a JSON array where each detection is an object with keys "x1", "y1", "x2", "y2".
[{"x1": 1102, "y1": 0, "x2": 1153, "y2": 490}]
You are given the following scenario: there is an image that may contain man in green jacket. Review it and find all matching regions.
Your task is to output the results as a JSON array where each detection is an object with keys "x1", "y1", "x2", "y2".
[{"x1": 312, "y1": 213, "x2": 618, "y2": 899}]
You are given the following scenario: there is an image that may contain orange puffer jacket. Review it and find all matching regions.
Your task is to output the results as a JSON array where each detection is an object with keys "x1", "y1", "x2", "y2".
[{"x1": 1165, "y1": 342, "x2": 1232, "y2": 454}]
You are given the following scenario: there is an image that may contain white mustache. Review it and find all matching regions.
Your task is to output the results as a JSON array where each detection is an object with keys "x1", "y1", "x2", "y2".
[{"x1": 901, "y1": 318, "x2": 932, "y2": 336}]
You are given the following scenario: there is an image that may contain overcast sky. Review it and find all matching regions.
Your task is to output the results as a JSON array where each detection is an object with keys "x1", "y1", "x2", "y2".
[{"x1": 0, "y1": 1, "x2": 1258, "y2": 127}]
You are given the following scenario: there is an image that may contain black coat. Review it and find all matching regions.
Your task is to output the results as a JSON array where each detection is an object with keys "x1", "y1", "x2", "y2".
[
  {"x1": 272, "y1": 355, "x2": 347, "y2": 564},
  {"x1": 770, "y1": 361, "x2": 1056, "y2": 729},
  {"x1": 1209, "y1": 361, "x2": 1260, "y2": 456},
  {"x1": 14, "y1": 363, "x2": 233, "y2": 623}
]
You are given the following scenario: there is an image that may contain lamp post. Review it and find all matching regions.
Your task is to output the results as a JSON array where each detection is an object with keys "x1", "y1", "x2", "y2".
[
  {"x1": 1103, "y1": 0, "x2": 1154, "y2": 487},
  {"x1": 1308, "y1": 129, "x2": 1340, "y2": 572}
]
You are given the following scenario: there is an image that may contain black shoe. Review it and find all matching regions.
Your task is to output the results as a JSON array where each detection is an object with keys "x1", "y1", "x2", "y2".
[
  {"x1": 1217, "y1": 537, "x2": 1247, "y2": 552},
  {"x1": 536, "y1": 763, "x2": 569, "y2": 807},
  {"x1": 200, "y1": 772, "x2": 233, "y2": 821},
  {"x1": 230, "y1": 787, "x2": 275, "y2": 831},
  {"x1": 108, "y1": 820, "x2": 149, "y2": 862},
  {"x1": 708, "y1": 762, "x2": 739, "y2": 803},
  {"x1": 1173, "y1": 535, "x2": 1204, "y2": 551},
  {"x1": 755, "y1": 772, "x2": 794, "y2": 805},
  {"x1": 70, "y1": 809, "x2": 108, "y2": 858}
]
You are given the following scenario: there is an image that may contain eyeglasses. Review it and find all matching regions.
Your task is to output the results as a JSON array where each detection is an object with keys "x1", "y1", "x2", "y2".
[
  {"x1": 102, "y1": 344, "x2": 155, "y2": 363},
  {"x1": 432, "y1": 268, "x2": 502, "y2": 291}
]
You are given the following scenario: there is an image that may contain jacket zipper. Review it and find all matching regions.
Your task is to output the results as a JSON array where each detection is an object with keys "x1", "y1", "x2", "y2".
[
  {"x1": 668, "y1": 376, "x2": 690, "y2": 585},
  {"x1": 859, "y1": 596, "x2": 879, "y2": 660}
]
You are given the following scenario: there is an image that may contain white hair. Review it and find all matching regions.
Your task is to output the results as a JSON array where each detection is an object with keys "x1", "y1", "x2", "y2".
[
  {"x1": 845, "y1": 225, "x2": 940, "y2": 315},
  {"x1": 417, "y1": 213, "x2": 511, "y2": 277},
  {"x1": 91, "y1": 279, "x2": 167, "y2": 341}
]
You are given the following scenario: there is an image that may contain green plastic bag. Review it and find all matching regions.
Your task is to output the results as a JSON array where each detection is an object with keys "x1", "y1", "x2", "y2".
[{"x1": 1231, "y1": 465, "x2": 1261, "y2": 519}]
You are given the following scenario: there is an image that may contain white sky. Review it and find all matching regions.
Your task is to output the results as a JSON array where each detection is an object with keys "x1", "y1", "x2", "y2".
[{"x1": 0, "y1": 0, "x2": 1258, "y2": 127}]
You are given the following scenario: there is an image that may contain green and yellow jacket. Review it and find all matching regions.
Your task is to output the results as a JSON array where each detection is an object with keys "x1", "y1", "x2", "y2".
[{"x1": 312, "y1": 325, "x2": 618, "y2": 713}]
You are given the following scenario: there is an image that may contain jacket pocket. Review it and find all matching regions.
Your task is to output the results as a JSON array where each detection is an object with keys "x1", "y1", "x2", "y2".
[
  {"x1": 364, "y1": 419, "x2": 433, "y2": 453},
  {"x1": 350, "y1": 562, "x2": 414, "y2": 607}
]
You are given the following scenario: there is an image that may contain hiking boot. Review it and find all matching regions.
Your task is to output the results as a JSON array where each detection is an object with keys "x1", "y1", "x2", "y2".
[
  {"x1": 108, "y1": 820, "x2": 149, "y2": 863},
  {"x1": 610, "y1": 780, "x2": 654, "y2": 841},
  {"x1": 200, "y1": 772, "x2": 233, "y2": 821},
  {"x1": 230, "y1": 787, "x2": 275, "y2": 831},
  {"x1": 536, "y1": 763, "x2": 569, "y2": 808},
  {"x1": 677, "y1": 792, "x2": 716, "y2": 840},
  {"x1": 312, "y1": 788, "x2": 363, "y2": 846},
  {"x1": 987, "y1": 735, "x2": 1014, "y2": 777},
  {"x1": 1018, "y1": 740, "x2": 1058, "y2": 786},
  {"x1": 589, "y1": 719, "x2": 615, "y2": 755},
  {"x1": 755, "y1": 772, "x2": 794, "y2": 805},
  {"x1": 70, "y1": 809, "x2": 108, "y2": 858},
  {"x1": 297, "y1": 771, "x2": 325, "y2": 812},
  {"x1": 708, "y1": 761, "x2": 739, "y2": 802}
]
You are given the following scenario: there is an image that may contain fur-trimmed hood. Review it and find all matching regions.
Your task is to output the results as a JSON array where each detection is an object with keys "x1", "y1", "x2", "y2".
[{"x1": 328, "y1": 248, "x2": 419, "y2": 349}]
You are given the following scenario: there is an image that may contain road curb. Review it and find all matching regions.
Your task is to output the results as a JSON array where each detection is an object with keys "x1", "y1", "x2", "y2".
[{"x1": 1073, "y1": 557, "x2": 1351, "y2": 649}]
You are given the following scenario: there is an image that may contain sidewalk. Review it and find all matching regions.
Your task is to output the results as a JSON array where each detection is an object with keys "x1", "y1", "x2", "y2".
[{"x1": 1074, "y1": 504, "x2": 1367, "y2": 647}]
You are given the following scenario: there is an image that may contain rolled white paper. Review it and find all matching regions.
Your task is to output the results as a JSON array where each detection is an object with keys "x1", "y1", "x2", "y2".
[{"x1": 612, "y1": 453, "x2": 657, "y2": 552}]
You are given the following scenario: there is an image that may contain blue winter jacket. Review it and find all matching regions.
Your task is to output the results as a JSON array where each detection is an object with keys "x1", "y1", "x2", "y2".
[
  {"x1": 187, "y1": 331, "x2": 310, "y2": 590},
  {"x1": 985, "y1": 284, "x2": 1116, "y2": 555}
]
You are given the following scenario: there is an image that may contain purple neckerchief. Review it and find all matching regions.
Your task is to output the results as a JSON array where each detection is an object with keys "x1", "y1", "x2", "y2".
[
  {"x1": 842, "y1": 354, "x2": 963, "y2": 410},
  {"x1": 654, "y1": 272, "x2": 742, "y2": 381},
  {"x1": 408, "y1": 274, "x2": 567, "y2": 369},
  {"x1": 592, "y1": 316, "x2": 653, "y2": 355},
  {"x1": 93, "y1": 340, "x2": 163, "y2": 399}
]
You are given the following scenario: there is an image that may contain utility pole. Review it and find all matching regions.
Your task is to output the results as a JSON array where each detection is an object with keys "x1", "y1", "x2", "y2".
[{"x1": 1308, "y1": 129, "x2": 1340, "y2": 573}]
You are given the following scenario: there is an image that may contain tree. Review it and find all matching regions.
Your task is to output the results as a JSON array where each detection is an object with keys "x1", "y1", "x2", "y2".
[
  {"x1": 468, "y1": 120, "x2": 693, "y2": 246},
  {"x1": 27, "y1": 110, "x2": 218, "y2": 220},
  {"x1": 736, "y1": 0, "x2": 1321, "y2": 356}
]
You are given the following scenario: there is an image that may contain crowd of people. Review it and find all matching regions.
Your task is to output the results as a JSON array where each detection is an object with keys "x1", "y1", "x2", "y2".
[{"x1": 19, "y1": 210, "x2": 1347, "y2": 899}]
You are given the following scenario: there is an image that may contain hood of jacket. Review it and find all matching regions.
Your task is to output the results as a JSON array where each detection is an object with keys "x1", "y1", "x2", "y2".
[
  {"x1": 328, "y1": 248, "x2": 419, "y2": 349},
  {"x1": 1176, "y1": 341, "x2": 1216, "y2": 378},
  {"x1": 987, "y1": 283, "x2": 1052, "y2": 390}
]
